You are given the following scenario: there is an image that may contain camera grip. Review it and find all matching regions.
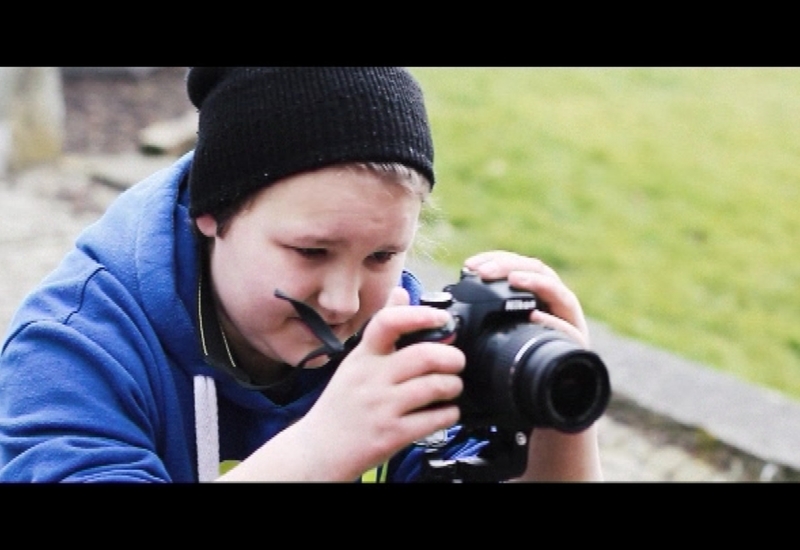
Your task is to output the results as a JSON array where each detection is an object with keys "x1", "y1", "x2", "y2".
[{"x1": 396, "y1": 316, "x2": 457, "y2": 349}]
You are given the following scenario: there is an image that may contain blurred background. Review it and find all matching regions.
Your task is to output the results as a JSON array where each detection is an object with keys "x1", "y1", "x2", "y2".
[
  {"x1": 413, "y1": 68, "x2": 800, "y2": 407},
  {"x1": 1, "y1": 67, "x2": 798, "y2": 481}
]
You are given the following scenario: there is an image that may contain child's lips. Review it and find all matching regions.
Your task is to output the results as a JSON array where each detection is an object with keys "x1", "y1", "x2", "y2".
[
  {"x1": 327, "y1": 324, "x2": 350, "y2": 342},
  {"x1": 292, "y1": 317, "x2": 347, "y2": 342},
  {"x1": 292, "y1": 317, "x2": 316, "y2": 338}
]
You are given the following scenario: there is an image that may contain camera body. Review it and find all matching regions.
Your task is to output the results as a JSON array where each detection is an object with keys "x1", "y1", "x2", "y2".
[{"x1": 399, "y1": 269, "x2": 611, "y2": 433}]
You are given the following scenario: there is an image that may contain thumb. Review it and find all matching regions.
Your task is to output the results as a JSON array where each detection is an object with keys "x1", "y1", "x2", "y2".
[
  {"x1": 355, "y1": 287, "x2": 412, "y2": 355},
  {"x1": 385, "y1": 286, "x2": 410, "y2": 308}
]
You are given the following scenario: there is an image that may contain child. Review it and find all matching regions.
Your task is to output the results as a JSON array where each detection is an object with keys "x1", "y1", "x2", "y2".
[{"x1": 0, "y1": 67, "x2": 602, "y2": 482}]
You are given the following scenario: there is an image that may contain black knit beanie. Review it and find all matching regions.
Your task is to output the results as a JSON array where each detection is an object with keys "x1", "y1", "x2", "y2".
[{"x1": 186, "y1": 67, "x2": 435, "y2": 218}]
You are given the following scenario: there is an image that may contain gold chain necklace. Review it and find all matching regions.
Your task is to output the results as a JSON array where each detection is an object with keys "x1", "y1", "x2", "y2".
[{"x1": 197, "y1": 272, "x2": 238, "y2": 369}]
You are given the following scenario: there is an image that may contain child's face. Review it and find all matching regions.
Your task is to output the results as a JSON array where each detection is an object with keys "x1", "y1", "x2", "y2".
[{"x1": 196, "y1": 166, "x2": 423, "y2": 371}]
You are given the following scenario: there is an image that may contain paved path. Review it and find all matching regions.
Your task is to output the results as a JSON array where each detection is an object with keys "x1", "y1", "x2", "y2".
[{"x1": 3, "y1": 154, "x2": 799, "y2": 482}]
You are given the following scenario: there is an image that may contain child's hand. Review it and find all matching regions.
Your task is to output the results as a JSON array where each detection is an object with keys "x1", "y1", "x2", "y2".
[
  {"x1": 464, "y1": 250, "x2": 590, "y2": 349},
  {"x1": 297, "y1": 287, "x2": 465, "y2": 480}
]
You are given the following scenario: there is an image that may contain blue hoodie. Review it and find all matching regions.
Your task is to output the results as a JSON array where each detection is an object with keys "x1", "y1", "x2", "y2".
[{"x1": 0, "y1": 152, "x2": 487, "y2": 482}]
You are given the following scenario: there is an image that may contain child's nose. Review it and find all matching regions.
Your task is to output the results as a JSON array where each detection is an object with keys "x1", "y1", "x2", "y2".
[{"x1": 317, "y1": 272, "x2": 360, "y2": 319}]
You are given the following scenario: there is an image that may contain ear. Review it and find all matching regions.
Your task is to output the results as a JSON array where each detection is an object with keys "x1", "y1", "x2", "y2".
[{"x1": 194, "y1": 214, "x2": 218, "y2": 237}]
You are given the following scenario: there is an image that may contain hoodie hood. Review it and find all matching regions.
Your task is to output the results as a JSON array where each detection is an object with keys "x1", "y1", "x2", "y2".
[{"x1": 76, "y1": 152, "x2": 204, "y2": 371}]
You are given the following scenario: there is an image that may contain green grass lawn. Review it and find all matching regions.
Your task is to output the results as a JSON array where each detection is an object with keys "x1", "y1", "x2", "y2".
[{"x1": 409, "y1": 67, "x2": 800, "y2": 402}]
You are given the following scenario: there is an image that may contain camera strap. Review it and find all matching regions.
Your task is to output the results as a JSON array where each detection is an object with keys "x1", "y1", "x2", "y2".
[{"x1": 274, "y1": 289, "x2": 348, "y2": 368}]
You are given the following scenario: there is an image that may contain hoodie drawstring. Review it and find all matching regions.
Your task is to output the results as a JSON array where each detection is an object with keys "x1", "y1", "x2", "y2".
[{"x1": 194, "y1": 375, "x2": 219, "y2": 482}]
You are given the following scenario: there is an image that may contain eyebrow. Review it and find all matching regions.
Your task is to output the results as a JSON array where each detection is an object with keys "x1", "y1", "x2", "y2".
[
  {"x1": 291, "y1": 234, "x2": 407, "y2": 252},
  {"x1": 291, "y1": 235, "x2": 345, "y2": 247}
]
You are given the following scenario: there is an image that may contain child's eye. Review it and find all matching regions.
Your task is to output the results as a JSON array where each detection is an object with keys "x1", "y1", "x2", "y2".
[
  {"x1": 369, "y1": 251, "x2": 397, "y2": 264},
  {"x1": 294, "y1": 247, "x2": 327, "y2": 258}
]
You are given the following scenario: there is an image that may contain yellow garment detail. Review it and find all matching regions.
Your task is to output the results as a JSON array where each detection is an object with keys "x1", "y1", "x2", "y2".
[
  {"x1": 220, "y1": 460, "x2": 239, "y2": 476},
  {"x1": 217, "y1": 460, "x2": 388, "y2": 482},
  {"x1": 361, "y1": 462, "x2": 389, "y2": 483}
]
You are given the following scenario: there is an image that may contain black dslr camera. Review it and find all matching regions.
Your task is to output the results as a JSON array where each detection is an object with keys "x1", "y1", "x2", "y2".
[
  {"x1": 397, "y1": 269, "x2": 611, "y2": 481},
  {"x1": 399, "y1": 269, "x2": 611, "y2": 434}
]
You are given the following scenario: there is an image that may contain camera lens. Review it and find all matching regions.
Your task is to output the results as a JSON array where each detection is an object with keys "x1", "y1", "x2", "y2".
[
  {"x1": 515, "y1": 331, "x2": 610, "y2": 432},
  {"x1": 460, "y1": 323, "x2": 610, "y2": 432},
  {"x1": 547, "y1": 354, "x2": 608, "y2": 428}
]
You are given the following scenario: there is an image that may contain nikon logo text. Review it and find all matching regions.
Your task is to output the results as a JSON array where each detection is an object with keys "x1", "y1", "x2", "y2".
[{"x1": 504, "y1": 299, "x2": 536, "y2": 312}]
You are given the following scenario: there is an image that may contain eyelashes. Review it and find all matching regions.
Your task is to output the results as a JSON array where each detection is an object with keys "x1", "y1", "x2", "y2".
[{"x1": 291, "y1": 247, "x2": 398, "y2": 264}]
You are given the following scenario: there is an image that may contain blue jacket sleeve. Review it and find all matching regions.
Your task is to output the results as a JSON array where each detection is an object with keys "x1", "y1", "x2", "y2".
[{"x1": 0, "y1": 269, "x2": 193, "y2": 482}]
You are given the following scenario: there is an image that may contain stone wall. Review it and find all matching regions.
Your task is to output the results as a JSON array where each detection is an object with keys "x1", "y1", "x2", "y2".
[{"x1": 0, "y1": 67, "x2": 66, "y2": 176}]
